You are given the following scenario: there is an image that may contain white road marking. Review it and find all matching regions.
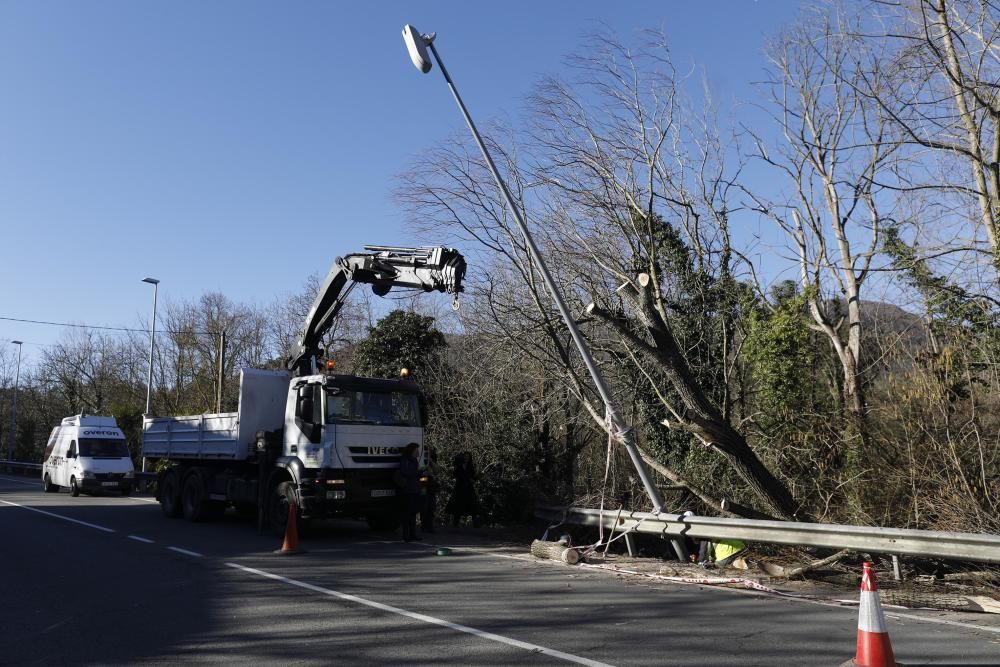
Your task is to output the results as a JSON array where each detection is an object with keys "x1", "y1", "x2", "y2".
[
  {"x1": 226, "y1": 562, "x2": 614, "y2": 667},
  {"x1": 128, "y1": 535, "x2": 155, "y2": 544},
  {"x1": 885, "y1": 611, "x2": 1000, "y2": 635},
  {"x1": 0, "y1": 499, "x2": 115, "y2": 533},
  {"x1": 168, "y1": 546, "x2": 203, "y2": 558}
]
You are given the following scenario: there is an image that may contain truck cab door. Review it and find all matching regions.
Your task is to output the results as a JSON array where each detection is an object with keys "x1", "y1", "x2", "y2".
[{"x1": 293, "y1": 384, "x2": 323, "y2": 448}]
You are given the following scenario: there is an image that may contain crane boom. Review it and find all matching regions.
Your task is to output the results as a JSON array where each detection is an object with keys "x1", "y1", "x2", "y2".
[{"x1": 287, "y1": 245, "x2": 466, "y2": 376}]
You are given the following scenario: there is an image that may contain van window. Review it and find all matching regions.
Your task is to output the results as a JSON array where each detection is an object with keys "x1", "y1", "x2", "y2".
[
  {"x1": 79, "y1": 438, "x2": 130, "y2": 458},
  {"x1": 69, "y1": 441, "x2": 77, "y2": 458},
  {"x1": 43, "y1": 439, "x2": 57, "y2": 461}
]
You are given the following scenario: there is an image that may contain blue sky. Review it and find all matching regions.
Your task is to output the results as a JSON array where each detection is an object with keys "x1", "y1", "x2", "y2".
[{"x1": 1, "y1": 1, "x2": 804, "y2": 367}]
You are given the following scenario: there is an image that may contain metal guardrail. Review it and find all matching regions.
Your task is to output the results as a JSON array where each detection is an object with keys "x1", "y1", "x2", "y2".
[
  {"x1": 1, "y1": 460, "x2": 154, "y2": 484},
  {"x1": 0, "y1": 459, "x2": 42, "y2": 475},
  {"x1": 536, "y1": 505, "x2": 1000, "y2": 564}
]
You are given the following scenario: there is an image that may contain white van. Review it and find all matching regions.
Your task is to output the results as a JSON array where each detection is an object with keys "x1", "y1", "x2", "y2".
[{"x1": 41, "y1": 415, "x2": 135, "y2": 497}]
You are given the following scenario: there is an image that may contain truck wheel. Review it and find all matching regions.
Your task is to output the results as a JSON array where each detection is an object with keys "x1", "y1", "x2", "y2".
[
  {"x1": 43, "y1": 474, "x2": 57, "y2": 493},
  {"x1": 70, "y1": 477, "x2": 80, "y2": 497},
  {"x1": 181, "y1": 472, "x2": 209, "y2": 522},
  {"x1": 367, "y1": 512, "x2": 400, "y2": 532},
  {"x1": 269, "y1": 481, "x2": 299, "y2": 537},
  {"x1": 160, "y1": 470, "x2": 182, "y2": 518}
]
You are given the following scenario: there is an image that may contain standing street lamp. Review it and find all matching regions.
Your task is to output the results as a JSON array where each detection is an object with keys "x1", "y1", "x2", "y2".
[
  {"x1": 8, "y1": 340, "x2": 22, "y2": 462},
  {"x1": 401, "y1": 26, "x2": 667, "y2": 514},
  {"x1": 142, "y1": 277, "x2": 159, "y2": 474}
]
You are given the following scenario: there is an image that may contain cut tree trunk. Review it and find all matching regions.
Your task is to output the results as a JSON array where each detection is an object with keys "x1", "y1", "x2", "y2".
[
  {"x1": 589, "y1": 283, "x2": 804, "y2": 521},
  {"x1": 530, "y1": 539, "x2": 580, "y2": 565}
]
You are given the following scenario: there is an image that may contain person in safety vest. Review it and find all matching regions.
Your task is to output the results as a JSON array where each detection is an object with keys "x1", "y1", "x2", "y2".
[{"x1": 696, "y1": 538, "x2": 747, "y2": 568}]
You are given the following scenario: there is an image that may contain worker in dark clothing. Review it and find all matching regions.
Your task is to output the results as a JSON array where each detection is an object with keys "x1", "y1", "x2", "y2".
[
  {"x1": 395, "y1": 443, "x2": 422, "y2": 542},
  {"x1": 445, "y1": 451, "x2": 479, "y2": 528},
  {"x1": 420, "y1": 446, "x2": 439, "y2": 534}
]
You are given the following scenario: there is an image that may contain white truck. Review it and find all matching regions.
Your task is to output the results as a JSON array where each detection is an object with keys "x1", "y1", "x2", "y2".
[{"x1": 141, "y1": 246, "x2": 465, "y2": 533}]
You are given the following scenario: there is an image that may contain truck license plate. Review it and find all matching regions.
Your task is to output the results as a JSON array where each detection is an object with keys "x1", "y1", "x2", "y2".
[
  {"x1": 370, "y1": 489, "x2": 395, "y2": 498},
  {"x1": 101, "y1": 482, "x2": 117, "y2": 487}
]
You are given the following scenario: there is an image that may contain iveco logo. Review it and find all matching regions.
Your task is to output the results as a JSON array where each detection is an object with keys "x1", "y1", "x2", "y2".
[{"x1": 367, "y1": 446, "x2": 399, "y2": 456}]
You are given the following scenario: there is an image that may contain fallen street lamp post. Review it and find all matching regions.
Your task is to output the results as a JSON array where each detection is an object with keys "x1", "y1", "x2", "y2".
[{"x1": 401, "y1": 26, "x2": 679, "y2": 555}]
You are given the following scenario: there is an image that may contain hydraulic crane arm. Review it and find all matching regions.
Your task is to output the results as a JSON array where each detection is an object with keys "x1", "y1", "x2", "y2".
[{"x1": 287, "y1": 245, "x2": 466, "y2": 376}]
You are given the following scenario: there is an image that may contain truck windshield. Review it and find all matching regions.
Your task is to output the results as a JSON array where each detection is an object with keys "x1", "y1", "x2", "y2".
[
  {"x1": 79, "y1": 438, "x2": 130, "y2": 458},
  {"x1": 326, "y1": 389, "x2": 421, "y2": 427}
]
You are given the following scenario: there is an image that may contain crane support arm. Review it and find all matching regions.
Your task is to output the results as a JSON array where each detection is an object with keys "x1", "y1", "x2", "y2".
[{"x1": 287, "y1": 245, "x2": 466, "y2": 376}]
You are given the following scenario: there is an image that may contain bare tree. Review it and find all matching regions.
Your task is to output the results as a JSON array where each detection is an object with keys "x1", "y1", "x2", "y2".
[
  {"x1": 160, "y1": 293, "x2": 275, "y2": 412},
  {"x1": 267, "y1": 272, "x2": 376, "y2": 373},
  {"x1": 401, "y1": 31, "x2": 802, "y2": 518},
  {"x1": 854, "y1": 0, "x2": 1000, "y2": 279},
  {"x1": 749, "y1": 9, "x2": 900, "y2": 450},
  {"x1": 40, "y1": 330, "x2": 137, "y2": 414}
]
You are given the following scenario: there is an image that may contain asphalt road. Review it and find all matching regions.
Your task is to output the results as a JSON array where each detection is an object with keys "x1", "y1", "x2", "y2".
[{"x1": 2, "y1": 474, "x2": 999, "y2": 666}]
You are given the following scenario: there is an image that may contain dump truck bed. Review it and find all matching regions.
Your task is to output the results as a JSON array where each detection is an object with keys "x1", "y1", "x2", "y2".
[{"x1": 141, "y1": 368, "x2": 288, "y2": 461}]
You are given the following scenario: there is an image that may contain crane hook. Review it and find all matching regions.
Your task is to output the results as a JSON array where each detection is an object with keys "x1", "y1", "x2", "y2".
[{"x1": 452, "y1": 294, "x2": 461, "y2": 311}]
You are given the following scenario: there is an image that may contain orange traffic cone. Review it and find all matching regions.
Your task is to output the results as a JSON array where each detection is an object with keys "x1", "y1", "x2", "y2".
[
  {"x1": 273, "y1": 500, "x2": 304, "y2": 555},
  {"x1": 843, "y1": 561, "x2": 896, "y2": 666}
]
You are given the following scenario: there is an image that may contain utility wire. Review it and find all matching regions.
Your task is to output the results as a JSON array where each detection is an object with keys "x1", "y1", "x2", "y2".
[{"x1": 0, "y1": 315, "x2": 217, "y2": 336}]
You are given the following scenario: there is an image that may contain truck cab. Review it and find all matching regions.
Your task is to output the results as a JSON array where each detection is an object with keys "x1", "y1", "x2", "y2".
[
  {"x1": 41, "y1": 415, "x2": 135, "y2": 496},
  {"x1": 286, "y1": 372, "x2": 424, "y2": 527}
]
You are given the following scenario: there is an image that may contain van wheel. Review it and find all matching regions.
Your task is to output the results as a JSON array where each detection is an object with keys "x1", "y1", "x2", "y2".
[
  {"x1": 70, "y1": 477, "x2": 80, "y2": 497},
  {"x1": 42, "y1": 474, "x2": 57, "y2": 493},
  {"x1": 181, "y1": 472, "x2": 208, "y2": 522},
  {"x1": 159, "y1": 470, "x2": 182, "y2": 518},
  {"x1": 120, "y1": 485, "x2": 132, "y2": 497}
]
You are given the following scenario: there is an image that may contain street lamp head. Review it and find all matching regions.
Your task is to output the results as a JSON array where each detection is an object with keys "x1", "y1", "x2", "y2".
[
  {"x1": 402, "y1": 24, "x2": 434, "y2": 74},
  {"x1": 11, "y1": 340, "x2": 22, "y2": 345},
  {"x1": 142, "y1": 277, "x2": 160, "y2": 285}
]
